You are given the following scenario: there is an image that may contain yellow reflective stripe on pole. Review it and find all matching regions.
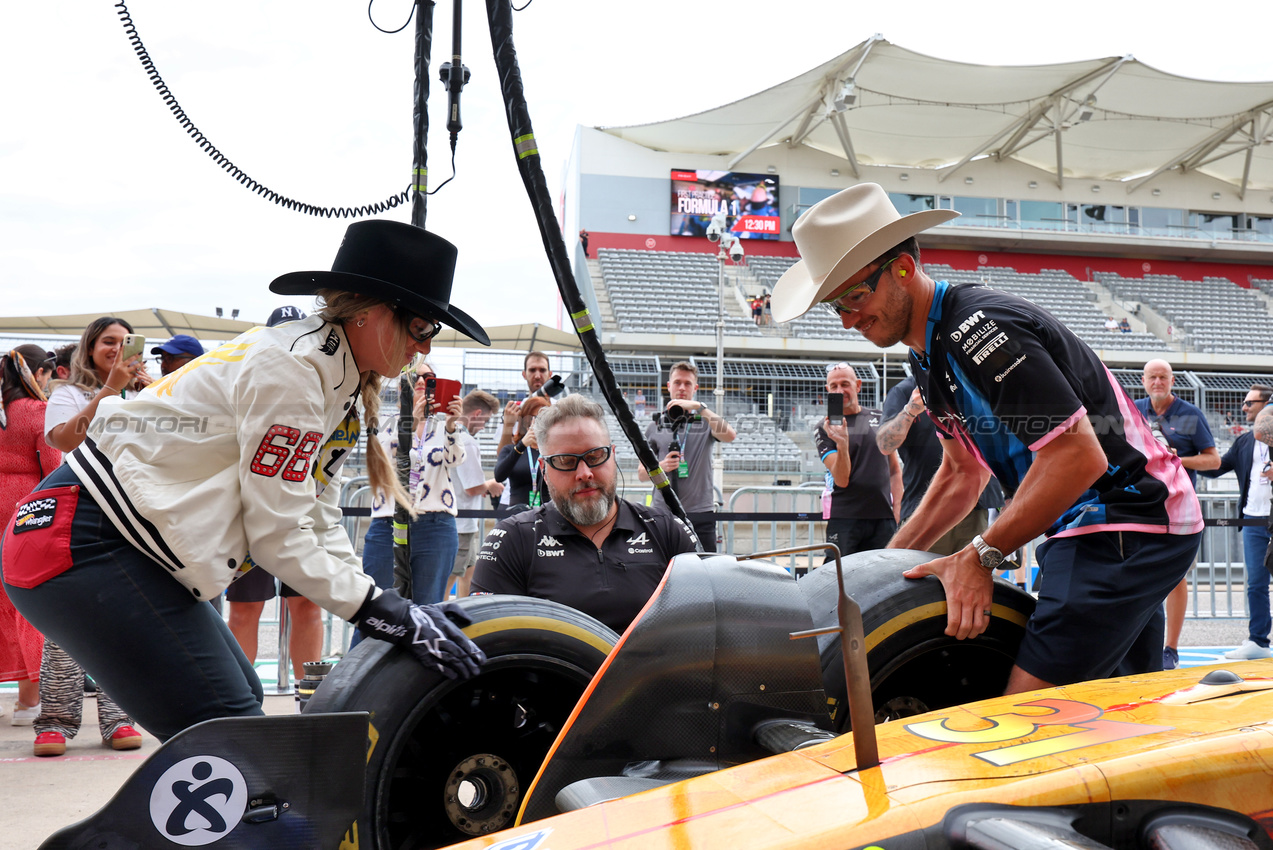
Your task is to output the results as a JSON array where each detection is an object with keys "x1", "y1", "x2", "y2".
[
  {"x1": 412, "y1": 167, "x2": 427, "y2": 193},
  {"x1": 570, "y1": 308, "x2": 593, "y2": 334},
  {"x1": 514, "y1": 133, "x2": 538, "y2": 160},
  {"x1": 392, "y1": 521, "x2": 408, "y2": 546}
]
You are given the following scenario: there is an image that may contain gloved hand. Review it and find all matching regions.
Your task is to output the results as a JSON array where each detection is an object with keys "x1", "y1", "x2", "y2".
[{"x1": 356, "y1": 591, "x2": 485, "y2": 680}]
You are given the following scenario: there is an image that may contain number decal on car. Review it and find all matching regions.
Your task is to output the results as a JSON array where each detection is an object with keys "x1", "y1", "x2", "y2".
[{"x1": 906, "y1": 698, "x2": 1173, "y2": 767}]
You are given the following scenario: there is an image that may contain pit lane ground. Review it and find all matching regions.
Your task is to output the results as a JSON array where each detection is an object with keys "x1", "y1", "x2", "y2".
[{"x1": 0, "y1": 621, "x2": 1262, "y2": 850}]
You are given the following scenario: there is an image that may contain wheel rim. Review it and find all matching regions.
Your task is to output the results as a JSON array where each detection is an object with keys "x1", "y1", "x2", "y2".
[
  {"x1": 443, "y1": 753, "x2": 520, "y2": 836},
  {"x1": 871, "y1": 638, "x2": 1018, "y2": 720},
  {"x1": 377, "y1": 657, "x2": 594, "y2": 849}
]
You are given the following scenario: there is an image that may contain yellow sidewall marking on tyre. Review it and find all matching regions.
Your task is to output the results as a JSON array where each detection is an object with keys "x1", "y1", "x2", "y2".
[
  {"x1": 464, "y1": 616, "x2": 616, "y2": 655},
  {"x1": 865, "y1": 603, "x2": 1029, "y2": 652}
]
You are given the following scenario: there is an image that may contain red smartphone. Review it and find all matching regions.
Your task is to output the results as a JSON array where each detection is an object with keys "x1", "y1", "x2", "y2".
[{"x1": 429, "y1": 378, "x2": 463, "y2": 411}]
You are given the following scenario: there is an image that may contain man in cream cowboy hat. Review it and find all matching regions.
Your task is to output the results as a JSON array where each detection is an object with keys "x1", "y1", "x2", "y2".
[{"x1": 772, "y1": 183, "x2": 1203, "y2": 692}]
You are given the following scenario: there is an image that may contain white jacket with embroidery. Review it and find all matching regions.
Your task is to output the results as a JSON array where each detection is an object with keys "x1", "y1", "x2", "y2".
[{"x1": 70, "y1": 315, "x2": 379, "y2": 621}]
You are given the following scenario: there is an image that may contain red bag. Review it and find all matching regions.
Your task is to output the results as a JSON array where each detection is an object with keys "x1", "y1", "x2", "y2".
[{"x1": 2, "y1": 485, "x2": 79, "y2": 589}]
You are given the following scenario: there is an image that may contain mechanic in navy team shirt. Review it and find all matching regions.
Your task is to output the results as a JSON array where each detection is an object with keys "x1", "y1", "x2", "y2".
[
  {"x1": 1134, "y1": 358, "x2": 1219, "y2": 670},
  {"x1": 770, "y1": 183, "x2": 1203, "y2": 693},
  {"x1": 471, "y1": 394, "x2": 699, "y2": 634}
]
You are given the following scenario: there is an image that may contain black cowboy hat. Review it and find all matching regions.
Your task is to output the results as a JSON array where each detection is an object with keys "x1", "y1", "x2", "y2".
[{"x1": 269, "y1": 220, "x2": 490, "y2": 346}]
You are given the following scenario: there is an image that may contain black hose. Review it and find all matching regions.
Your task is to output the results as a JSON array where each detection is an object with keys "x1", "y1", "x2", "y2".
[
  {"x1": 113, "y1": 0, "x2": 410, "y2": 220},
  {"x1": 482, "y1": 0, "x2": 695, "y2": 542},
  {"x1": 411, "y1": 0, "x2": 437, "y2": 226}
]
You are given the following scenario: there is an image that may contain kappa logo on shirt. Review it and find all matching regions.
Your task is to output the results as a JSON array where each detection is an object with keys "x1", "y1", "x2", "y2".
[
  {"x1": 626, "y1": 532, "x2": 649, "y2": 546},
  {"x1": 537, "y1": 535, "x2": 562, "y2": 548}
]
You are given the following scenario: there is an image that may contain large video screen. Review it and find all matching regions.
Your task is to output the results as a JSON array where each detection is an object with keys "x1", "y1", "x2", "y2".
[{"x1": 670, "y1": 169, "x2": 780, "y2": 241}]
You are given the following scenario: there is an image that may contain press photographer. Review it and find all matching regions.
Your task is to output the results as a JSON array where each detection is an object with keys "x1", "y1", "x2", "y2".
[{"x1": 637, "y1": 361, "x2": 736, "y2": 551}]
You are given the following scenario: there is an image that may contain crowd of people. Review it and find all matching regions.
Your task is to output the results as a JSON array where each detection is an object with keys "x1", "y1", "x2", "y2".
[{"x1": 1, "y1": 206, "x2": 1270, "y2": 764}]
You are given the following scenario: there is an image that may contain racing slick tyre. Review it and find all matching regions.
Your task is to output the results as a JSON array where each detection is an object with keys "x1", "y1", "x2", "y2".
[
  {"x1": 798, "y1": 549, "x2": 1035, "y2": 732},
  {"x1": 304, "y1": 595, "x2": 619, "y2": 850}
]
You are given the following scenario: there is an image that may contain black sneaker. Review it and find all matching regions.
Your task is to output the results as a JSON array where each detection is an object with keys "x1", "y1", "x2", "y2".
[{"x1": 1162, "y1": 646, "x2": 1179, "y2": 670}]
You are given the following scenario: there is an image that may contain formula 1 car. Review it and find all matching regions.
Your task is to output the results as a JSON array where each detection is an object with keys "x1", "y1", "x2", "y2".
[{"x1": 39, "y1": 547, "x2": 1273, "y2": 850}]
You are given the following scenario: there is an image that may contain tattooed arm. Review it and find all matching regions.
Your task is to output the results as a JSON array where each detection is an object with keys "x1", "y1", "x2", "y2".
[
  {"x1": 1255, "y1": 405, "x2": 1273, "y2": 447},
  {"x1": 876, "y1": 386, "x2": 925, "y2": 454}
]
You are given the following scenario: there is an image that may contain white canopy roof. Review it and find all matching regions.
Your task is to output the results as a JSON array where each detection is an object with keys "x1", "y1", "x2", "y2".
[{"x1": 602, "y1": 37, "x2": 1273, "y2": 196}]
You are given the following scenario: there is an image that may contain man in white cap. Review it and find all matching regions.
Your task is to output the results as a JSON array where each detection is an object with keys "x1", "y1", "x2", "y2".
[{"x1": 770, "y1": 183, "x2": 1203, "y2": 692}]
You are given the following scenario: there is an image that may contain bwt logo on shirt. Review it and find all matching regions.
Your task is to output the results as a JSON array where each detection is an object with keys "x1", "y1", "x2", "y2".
[
  {"x1": 949, "y1": 310, "x2": 987, "y2": 343},
  {"x1": 958, "y1": 310, "x2": 986, "y2": 336}
]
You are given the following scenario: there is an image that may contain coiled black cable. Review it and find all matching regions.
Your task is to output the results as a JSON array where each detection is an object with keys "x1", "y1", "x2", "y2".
[{"x1": 114, "y1": 0, "x2": 410, "y2": 219}]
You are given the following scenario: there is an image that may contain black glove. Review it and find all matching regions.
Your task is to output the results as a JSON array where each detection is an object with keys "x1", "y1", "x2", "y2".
[{"x1": 355, "y1": 591, "x2": 485, "y2": 680}]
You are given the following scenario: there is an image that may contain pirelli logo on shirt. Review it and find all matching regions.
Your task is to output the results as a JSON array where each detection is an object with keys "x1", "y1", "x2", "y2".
[{"x1": 950, "y1": 309, "x2": 1015, "y2": 367}]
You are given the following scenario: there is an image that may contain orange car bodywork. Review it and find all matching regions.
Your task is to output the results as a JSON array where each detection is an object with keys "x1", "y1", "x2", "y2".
[{"x1": 449, "y1": 663, "x2": 1273, "y2": 850}]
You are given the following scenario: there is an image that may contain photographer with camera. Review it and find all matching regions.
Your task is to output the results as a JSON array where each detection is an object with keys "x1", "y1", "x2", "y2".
[
  {"x1": 496, "y1": 351, "x2": 563, "y2": 452},
  {"x1": 637, "y1": 362, "x2": 736, "y2": 551}
]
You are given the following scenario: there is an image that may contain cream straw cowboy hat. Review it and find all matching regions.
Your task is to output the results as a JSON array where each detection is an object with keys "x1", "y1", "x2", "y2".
[{"x1": 770, "y1": 183, "x2": 959, "y2": 323}]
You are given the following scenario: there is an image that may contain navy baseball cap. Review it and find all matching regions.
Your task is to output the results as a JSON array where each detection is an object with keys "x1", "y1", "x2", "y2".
[
  {"x1": 151, "y1": 335, "x2": 203, "y2": 357},
  {"x1": 266, "y1": 306, "x2": 307, "y2": 328}
]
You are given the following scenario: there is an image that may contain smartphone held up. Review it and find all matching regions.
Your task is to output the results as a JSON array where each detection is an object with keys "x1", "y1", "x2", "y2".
[{"x1": 827, "y1": 392, "x2": 844, "y2": 426}]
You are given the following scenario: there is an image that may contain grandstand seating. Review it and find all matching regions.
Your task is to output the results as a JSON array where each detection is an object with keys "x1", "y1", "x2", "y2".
[
  {"x1": 599, "y1": 249, "x2": 1188, "y2": 352},
  {"x1": 598, "y1": 248, "x2": 861, "y2": 341},
  {"x1": 1096, "y1": 272, "x2": 1273, "y2": 355},
  {"x1": 599, "y1": 248, "x2": 756, "y2": 336},
  {"x1": 927, "y1": 265, "x2": 1171, "y2": 352}
]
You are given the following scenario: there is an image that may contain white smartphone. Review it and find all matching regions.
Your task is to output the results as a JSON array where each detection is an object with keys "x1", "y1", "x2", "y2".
[{"x1": 120, "y1": 333, "x2": 146, "y2": 363}]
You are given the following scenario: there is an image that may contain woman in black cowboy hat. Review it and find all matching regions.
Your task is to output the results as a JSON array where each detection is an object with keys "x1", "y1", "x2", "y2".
[{"x1": 1, "y1": 221, "x2": 491, "y2": 742}]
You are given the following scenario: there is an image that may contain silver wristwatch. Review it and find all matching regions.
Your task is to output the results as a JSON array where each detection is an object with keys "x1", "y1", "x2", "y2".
[{"x1": 971, "y1": 534, "x2": 1005, "y2": 571}]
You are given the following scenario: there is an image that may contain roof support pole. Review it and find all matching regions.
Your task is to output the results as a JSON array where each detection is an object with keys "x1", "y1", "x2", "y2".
[
  {"x1": 1128, "y1": 104, "x2": 1273, "y2": 194},
  {"x1": 1054, "y1": 126, "x2": 1065, "y2": 190},
  {"x1": 943, "y1": 56, "x2": 1131, "y2": 183},
  {"x1": 830, "y1": 112, "x2": 860, "y2": 179},
  {"x1": 727, "y1": 97, "x2": 821, "y2": 171},
  {"x1": 150, "y1": 308, "x2": 177, "y2": 337},
  {"x1": 788, "y1": 35, "x2": 884, "y2": 150},
  {"x1": 1239, "y1": 145, "x2": 1253, "y2": 201}
]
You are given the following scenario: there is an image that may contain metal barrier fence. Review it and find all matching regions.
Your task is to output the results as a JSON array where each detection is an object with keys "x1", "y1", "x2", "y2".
[{"x1": 248, "y1": 485, "x2": 1255, "y2": 681}]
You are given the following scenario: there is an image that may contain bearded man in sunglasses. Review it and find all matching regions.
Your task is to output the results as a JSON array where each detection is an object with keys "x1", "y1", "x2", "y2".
[
  {"x1": 471, "y1": 395, "x2": 698, "y2": 634},
  {"x1": 771, "y1": 183, "x2": 1202, "y2": 693}
]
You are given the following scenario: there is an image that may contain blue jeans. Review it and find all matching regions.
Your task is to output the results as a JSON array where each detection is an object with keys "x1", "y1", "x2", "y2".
[
  {"x1": 361, "y1": 513, "x2": 458, "y2": 605},
  {"x1": 3, "y1": 465, "x2": 263, "y2": 742},
  {"x1": 1242, "y1": 516, "x2": 1271, "y2": 647}
]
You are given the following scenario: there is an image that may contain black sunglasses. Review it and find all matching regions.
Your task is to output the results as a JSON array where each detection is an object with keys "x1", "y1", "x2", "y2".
[
  {"x1": 392, "y1": 305, "x2": 443, "y2": 342},
  {"x1": 541, "y1": 445, "x2": 613, "y2": 472}
]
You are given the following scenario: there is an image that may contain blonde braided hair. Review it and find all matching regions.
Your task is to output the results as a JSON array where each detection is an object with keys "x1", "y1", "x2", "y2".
[{"x1": 315, "y1": 290, "x2": 415, "y2": 516}]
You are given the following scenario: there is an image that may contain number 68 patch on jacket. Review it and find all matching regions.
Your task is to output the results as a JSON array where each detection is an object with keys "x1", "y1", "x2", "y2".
[{"x1": 2, "y1": 485, "x2": 80, "y2": 589}]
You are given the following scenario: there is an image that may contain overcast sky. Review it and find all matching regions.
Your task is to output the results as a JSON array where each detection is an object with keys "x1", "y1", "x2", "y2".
[{"x1": 3, "y1": 1, "x2": 1272, "y2": 347}]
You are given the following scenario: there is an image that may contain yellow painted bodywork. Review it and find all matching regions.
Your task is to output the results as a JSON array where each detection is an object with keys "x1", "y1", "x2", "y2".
[{"x1": 447, "y1": 663, "x2": 1273, "y2": 850}]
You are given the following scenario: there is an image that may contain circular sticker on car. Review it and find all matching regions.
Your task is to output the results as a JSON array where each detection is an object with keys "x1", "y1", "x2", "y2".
[{"x1": 148, "y1": 755, "x2": 248, "y2": 845}]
